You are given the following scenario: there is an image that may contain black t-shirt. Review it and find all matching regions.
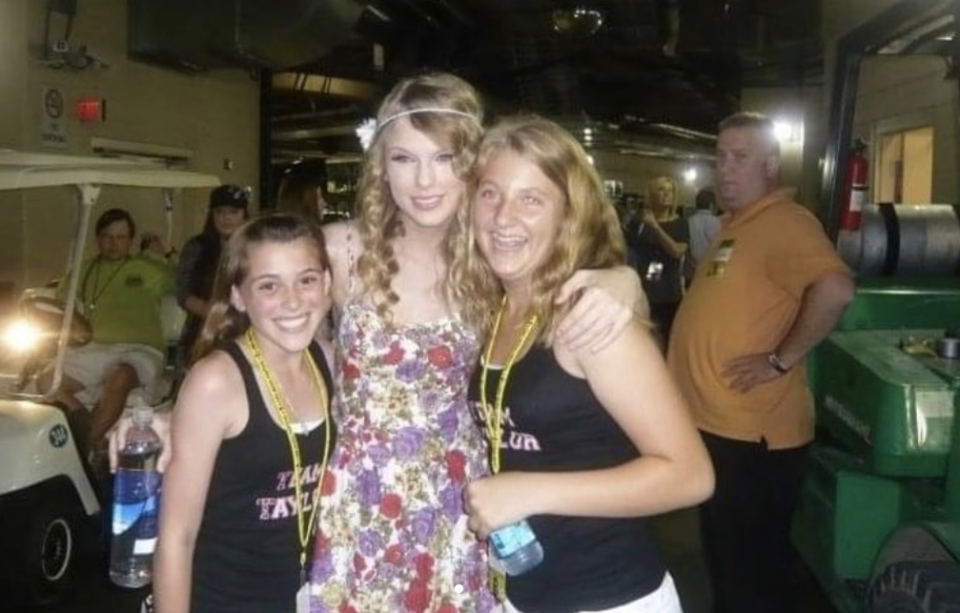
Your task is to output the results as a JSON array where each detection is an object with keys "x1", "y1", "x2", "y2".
[
  {"x1": 468, "y1": 346, "x2": 666, "y2": 613},
  {"x1": 191, "y1": 341, "x2": 335, "y2": 613}
]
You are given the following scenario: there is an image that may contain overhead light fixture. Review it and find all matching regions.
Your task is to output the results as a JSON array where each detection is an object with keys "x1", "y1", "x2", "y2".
[
  {"x1": 552, "y1": 6, "x2": 605, "y2": 37},
  {"x1": 773, "y1": 119, "x2": 804, "y2": 144}
]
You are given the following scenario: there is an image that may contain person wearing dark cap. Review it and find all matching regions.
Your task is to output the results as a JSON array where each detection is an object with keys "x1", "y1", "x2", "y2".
[{"x1": 175, "y1": 184, "x2": 251, "y2": 364}]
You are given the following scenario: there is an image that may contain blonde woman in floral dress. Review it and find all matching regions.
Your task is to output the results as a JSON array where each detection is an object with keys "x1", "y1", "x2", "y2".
[{"x1": 309, "y1": 73, "x2": 639, "y2": 613}]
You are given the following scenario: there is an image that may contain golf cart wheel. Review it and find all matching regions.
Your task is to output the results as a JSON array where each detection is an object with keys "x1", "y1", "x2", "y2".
[
  {"x1": 867, "y1": 560, "x2": 960, "y2": 613},
  {"x1": 24, "y1": 501, "x2": 77, "y2": 604}
]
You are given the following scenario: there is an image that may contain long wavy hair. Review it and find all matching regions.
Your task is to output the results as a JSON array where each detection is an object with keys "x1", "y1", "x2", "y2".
[
  {"x1": 354, "y1": 71, "x2": 485, "y2": 327},
  {"x1": 190, "y1": 212, "x2": 330, "y2": 364},
  {"x1": 464, "y1": 115, "x2": 632, "y2": 342}
]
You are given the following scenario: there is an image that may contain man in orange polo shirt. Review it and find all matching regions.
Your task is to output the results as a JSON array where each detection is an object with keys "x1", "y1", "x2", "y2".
[{"x1": 668, "y1": 112, "x2": 854, "y2": 613}]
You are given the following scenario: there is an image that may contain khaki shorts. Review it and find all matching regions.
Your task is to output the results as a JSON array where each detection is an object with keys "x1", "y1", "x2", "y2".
[{"x1": 61, "y1": 342, "x2": 164, "y2": 407}]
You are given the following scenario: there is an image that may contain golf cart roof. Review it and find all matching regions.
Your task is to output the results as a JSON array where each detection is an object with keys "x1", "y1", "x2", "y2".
[{"x1": 0, "y1": 150, "x2": 220, "y2": 190}]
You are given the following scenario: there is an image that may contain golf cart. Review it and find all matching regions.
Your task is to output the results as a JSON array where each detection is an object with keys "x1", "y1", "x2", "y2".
[{"x1": 0, "y1": 150, "x2": 219, "y2": 606}]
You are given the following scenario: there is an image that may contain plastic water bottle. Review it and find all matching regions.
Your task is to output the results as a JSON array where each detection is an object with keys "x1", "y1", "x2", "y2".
[
  {"x1": 109, "y1": 405, "x2": 163, "y2": 588},
  {"x1": 489, "y1": 519, "x2": 544, "y2": 576}
]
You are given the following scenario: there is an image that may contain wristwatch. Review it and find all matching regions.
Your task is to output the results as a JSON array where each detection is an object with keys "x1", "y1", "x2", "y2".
[{"x1": 767, "y1": 351, "x2": 789, "y2": 375}]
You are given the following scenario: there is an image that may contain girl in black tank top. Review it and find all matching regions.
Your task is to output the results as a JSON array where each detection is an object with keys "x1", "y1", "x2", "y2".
[
  {"x1": 152, "y1": 214, "x2": 338, "y2": 613},
  {"x1": 463, "y1": 117, "x2": 715, "y2": 613}
]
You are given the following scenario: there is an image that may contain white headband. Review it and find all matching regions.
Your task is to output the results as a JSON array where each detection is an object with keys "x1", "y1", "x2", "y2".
[{"x1": 355, "y1": 107, "x2": 479, "y2": 151}]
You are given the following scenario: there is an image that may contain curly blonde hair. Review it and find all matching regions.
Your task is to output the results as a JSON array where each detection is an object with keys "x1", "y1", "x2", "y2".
[
  {"x1": 354, "y1": 72, "x2": 485, "y2": 326},
  {"x1": 464, "y1": 115, "x2": 628, "y2": 342}
]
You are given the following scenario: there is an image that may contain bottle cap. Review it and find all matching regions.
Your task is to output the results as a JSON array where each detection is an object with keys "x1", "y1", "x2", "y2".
[{"x1": 131, "y1": 405, "x2": 153, "y2": 426}]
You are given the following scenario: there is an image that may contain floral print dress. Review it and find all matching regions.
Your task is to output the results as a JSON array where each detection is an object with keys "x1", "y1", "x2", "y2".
[{"x1": 309, "y1": 298, "x2": 497, "y2": 613}]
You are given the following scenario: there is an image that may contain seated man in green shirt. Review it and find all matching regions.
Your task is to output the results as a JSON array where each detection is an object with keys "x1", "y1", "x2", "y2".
[{"x1": 45, "y1": 208, "x2": 174, "y2": 453}]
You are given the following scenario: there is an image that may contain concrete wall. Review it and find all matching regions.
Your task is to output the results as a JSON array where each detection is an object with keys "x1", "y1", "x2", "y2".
[{"x1": 0, "y1": 0, "x2": 260, "y2": 290}]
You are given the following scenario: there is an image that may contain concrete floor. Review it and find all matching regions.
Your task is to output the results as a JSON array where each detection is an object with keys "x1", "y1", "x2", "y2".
[{"x1": 651, "y1": 507, "x2": 839, "y2": 613}]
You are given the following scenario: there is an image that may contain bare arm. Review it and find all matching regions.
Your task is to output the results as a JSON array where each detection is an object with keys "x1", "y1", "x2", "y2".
[
  {"x1": 320, "y1": 220, "x2": 358, "y2": 310},
  {"x1": 465, "y1": 321, "x2": 714, "y2": 536},
  {"x1": 723, "y1": 270, "x2": 855, "y2": 393},
  {"x1": 554, "y1": 266, "x2": 647, "y2": 352},
  {"x1": 153, "y1": 354, "x2": 242, "y2": 613}
]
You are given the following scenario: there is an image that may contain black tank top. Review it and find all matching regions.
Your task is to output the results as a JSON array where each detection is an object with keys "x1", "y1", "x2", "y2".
[
  {"x1": 468, "y1": 345, "x2": 666, "y2": 613},
  {"x1": 191, "y1": 341, "x2": 335, "y2": 613}
]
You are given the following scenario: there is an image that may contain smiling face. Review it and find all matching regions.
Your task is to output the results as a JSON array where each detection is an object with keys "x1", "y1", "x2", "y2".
[
  {"x1": 473, "y1": 149, "x2": 566, "y2": 294},
  {"x1": 382, "y1": 117, "x2": 466, "y2": 231},
  {"x1": 230, "y1": 237, "x2": 331, "y2": 358}
]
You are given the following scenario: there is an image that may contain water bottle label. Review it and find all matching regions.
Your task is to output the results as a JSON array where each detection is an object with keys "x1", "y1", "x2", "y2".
[
  {"x1": 112, "y1": 468, "x2": 162, "y2": 552},
  {"x1": 490, "y1": 521, "x2": 537, "y2": 559},
  {"x1": 133, "y1": 537, "x2": 158, "y2": 555}
]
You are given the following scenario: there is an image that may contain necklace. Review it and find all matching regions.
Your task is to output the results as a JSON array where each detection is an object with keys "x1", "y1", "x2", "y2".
[
  {"x1": 81, "y1": 257, "x2": 129, "y2": 313},
  {"x1": 479, "y1": 296, "x2": 539, "y2": 600},
  {"x1": 244, "y1": 328, "x2": 331, "y2": 585}
]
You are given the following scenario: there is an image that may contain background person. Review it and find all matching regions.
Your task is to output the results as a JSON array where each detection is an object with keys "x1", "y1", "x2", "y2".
[
  {"x1": 277, "y1": 172, "x2": 331, "y2": 224},
  {"x1": 684, "y1": 187, "x2": 721, "y2": 284},
  {"x1": 668, "y1": 111, "x2": 854, "y2": 613},
  {"x1": 463, "y1": 115, "x2": 713, "y2": 613},
  {"x1": 628, "y1": 176, "x2": 688, "y2": 346},
  {"x1": 176, "y1": 184, "x2": 250, "y2": 363},
  {"x1": 44, "y1": 207, "x2": 173, "y2": 455}
]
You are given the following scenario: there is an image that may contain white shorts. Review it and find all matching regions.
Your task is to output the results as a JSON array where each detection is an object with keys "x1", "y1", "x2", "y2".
[
  {"x1": 504, "y1": 573, "x2": 682, "y2": 613},
  {"x1": 61, "y1": 342, "x2": 164, "y2": 407}
]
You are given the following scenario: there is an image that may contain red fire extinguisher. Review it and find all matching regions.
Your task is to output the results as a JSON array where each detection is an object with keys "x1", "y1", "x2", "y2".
[{"x1": 839, "y1": 138, "x2": 869, "y2": 231}]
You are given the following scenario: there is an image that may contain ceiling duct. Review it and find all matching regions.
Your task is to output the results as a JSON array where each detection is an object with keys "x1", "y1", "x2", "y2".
[{"x1": 128, "y1": 0, "x2": 368, "y2": 72}]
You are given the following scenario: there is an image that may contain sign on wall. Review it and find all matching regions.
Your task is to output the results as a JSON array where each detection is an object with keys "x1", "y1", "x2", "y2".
[{"x1": 40, "y1": 87, "x2": 68, "y2": 149}]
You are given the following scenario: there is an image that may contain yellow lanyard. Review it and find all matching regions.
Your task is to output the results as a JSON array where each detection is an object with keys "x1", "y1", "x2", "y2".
[
  {"x1": 478, "y1": 297, "x2": 539, "y2": 601},
  {"x1": 245, "y1": 329, "x2": 331, "y2": 584}
]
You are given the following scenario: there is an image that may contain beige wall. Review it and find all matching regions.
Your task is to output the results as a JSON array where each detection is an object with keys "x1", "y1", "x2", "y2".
[
  {"x1": 853, "y1": 56, "x2": 959, "y2": 204},
  {"x1": 816, "y1": 0, "x2": 959, "y2": 207},
  {"x1": 0, "y1": 0, "x2": 260, "y2": 290}
]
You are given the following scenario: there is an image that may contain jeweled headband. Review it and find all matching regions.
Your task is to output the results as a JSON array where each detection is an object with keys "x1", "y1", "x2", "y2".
[{"x1": 355, "y1": 107, "x2": 479, "y2": 151}]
